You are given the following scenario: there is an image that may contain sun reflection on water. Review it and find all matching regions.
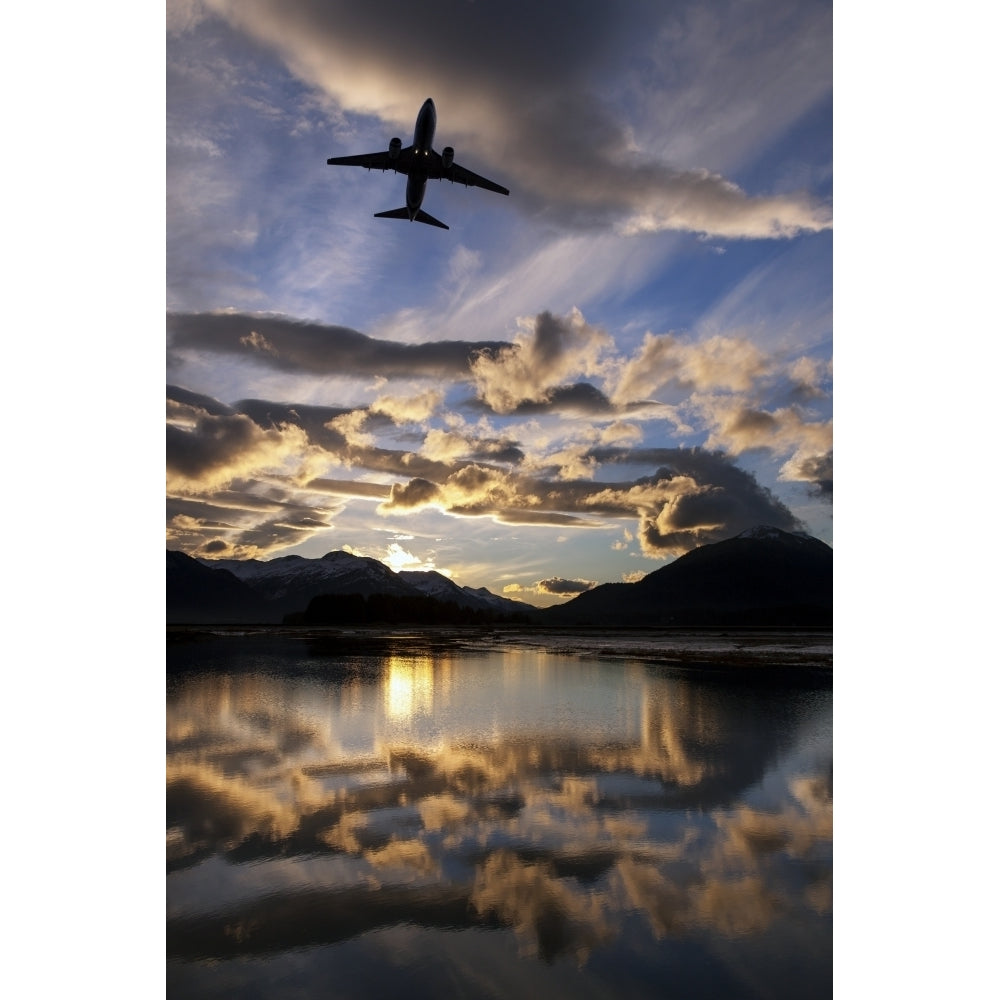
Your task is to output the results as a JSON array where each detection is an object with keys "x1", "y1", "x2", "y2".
[{"x1": 384, "y1": 655, "x2": 435, "y2": 721}]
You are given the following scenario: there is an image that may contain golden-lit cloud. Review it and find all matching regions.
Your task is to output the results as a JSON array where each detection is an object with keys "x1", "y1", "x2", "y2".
[
  {"x1": 612, "y1": 331, "x2": 771, "y2": 403},
  {"x1": 371, "y1": 388, "x2": 443, "y2": 425},
  {"x1": 470, "y1": 310, "x2": 612, "y2": 414},
  {"x1": 167, "y1": 405, "x2": 317, "y2": 494},
  {"x1": 325, "y1": 409, "x2": 374, "y2": 449},
  {"x1": 700, "y1": 398, "x2": 832, "y2": 458}
]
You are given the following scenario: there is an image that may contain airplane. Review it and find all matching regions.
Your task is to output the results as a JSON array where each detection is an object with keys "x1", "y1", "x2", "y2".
[{"x1": 326, "y1": 98, "x2": 509, "y2": 230}]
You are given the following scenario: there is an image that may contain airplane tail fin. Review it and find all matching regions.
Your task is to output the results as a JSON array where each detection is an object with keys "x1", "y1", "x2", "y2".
[{"x1": 374, "y1": 207, "x2": 449, "y2": 230}]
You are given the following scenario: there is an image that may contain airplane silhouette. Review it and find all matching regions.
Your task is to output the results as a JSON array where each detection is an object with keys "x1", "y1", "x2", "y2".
[{"x1": 326, "y1": 98, "x2": 509, "y2": 230}]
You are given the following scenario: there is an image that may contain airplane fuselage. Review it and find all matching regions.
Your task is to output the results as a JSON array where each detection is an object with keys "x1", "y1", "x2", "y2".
[
  {"x1": 326, "y1": 97, "x2": 507, "y2": 230},
  {"x1": 405, "y1": 98, "x2": 437, "y2": 219}
]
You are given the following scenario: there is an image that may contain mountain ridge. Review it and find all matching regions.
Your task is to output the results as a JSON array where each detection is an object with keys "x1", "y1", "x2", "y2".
[
  {"x1": 167, "y1": 525, "x2": 832, "y2": 626},
  {"x1": 543, "y1": 527, "x2": 832, "y2": 626}
]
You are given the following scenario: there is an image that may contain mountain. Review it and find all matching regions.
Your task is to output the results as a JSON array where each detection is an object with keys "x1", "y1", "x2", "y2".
[
  {"x1": 541, "y1": 526, "x2": 832, "y2": 627},
  {"x1": 168, "y1": 526, "x2": 832, "y2": 627},
  {"x1": 203, "y1": 551, "x2": 420, "y2": 619},
  {"x1": 166, "y1": 549, "x2": 536, "y2": 625},
  {"x1": 166, "y1": 550, "x2": 271, "y2": 624},
  {"x1": 399, "y1": 570, "x2": 531, "y2": 618}
]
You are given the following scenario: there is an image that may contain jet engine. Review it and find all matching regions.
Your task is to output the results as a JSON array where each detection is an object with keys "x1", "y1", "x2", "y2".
[
  {"x1": 388, "y1": 137, "x2": 402, "y2": 160},
  {"x1": 442, "y1": 146, "x2": 454, "y2": 169}
]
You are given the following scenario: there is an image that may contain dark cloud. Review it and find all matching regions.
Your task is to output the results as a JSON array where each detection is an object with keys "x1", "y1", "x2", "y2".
[
  {"x1": 167, "y1": 488, "x2": 341, "y2": 558},
  {"x1": 376, "y1": 448, "x2": 802, "y2": 555},
  {"x1": 537, "y1": 578, "x2": 598, "y2": 596},
  {"x1": 468, "y1": 383, "x2": 618, "y2": 417},
  {"x1": 384, "y1": 478, "x2": 443, "y2": 510},
  {"x1": 198, "y1": 0, "x2": 831, "y2": 237},
  {"x1": 168, "y1": 311, "x2": 511, "y2": 378},
  {"x1": 635, "y1": 457, "x2": 803, "y2": 556},
  {"x1": 467, "y1": 440, "x2": 525, "y2": 465},
  {"x1": 727, "y1": 408, "x2": 779, "y2": 435},
  {"x1": 226, "y1": 511, "x2": 336, "y2": 553},
  {"x1": 586, "y1": 447, "x2": 702, "y2": 467},
  {"x1": 305, "y1": 478, "x2": 392, "y2": 500},
  {"x1": 167, "y1": 493, "x2": 286, "y2": 522},
  {"x1": 168, "y1": 386, "x2": 470, "y2": 486},
  {"x1": 167, "y1": 413, "x2": 275, "y2": 482},
  {"x1": 167, "y1": 384, "x2": 236, "y2": 416},
  {"x1": 234, "y1": 397, "x2": 357, "y2": 453}
]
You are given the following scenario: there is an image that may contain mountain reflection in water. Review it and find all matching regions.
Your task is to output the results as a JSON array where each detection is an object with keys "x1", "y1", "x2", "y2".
[{"x1": 167, "y1": 630, "x2": 831, "y2": 999}]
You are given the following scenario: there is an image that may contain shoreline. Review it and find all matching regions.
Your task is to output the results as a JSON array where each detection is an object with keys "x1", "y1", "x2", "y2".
[{"x1": 166, "y1": 624, "x2": 833, "y2": 674}]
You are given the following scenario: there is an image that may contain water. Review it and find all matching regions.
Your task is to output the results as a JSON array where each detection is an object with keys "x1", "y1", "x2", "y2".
[{"x1": 167, "y1": 628, "x2": 832, "y2": 999}]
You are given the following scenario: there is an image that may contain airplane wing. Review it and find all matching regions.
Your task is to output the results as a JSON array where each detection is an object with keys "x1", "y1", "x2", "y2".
[
  {"x1": 428, "y1": 153, "x2": 509, "y2": 196},
  {"x1": 326, "y1": 147, "x2": 414, "y2": 172},
  {"x1": 448, "y1": 162, "x2": 509, "y2": 196}
]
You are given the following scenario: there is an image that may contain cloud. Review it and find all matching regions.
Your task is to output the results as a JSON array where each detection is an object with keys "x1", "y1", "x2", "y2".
[
  {"x1": 168, "y1": 374, "x2": 808, "y2": 563},
  {"x1": 166, "y1": 490, "x2": 340, "y2": 559},
  {"x1": 537, "y1": 578, "x2": 598, "y2": 596},
  {"x1": 191, "y1": 0, "x2": 830, "y2": 239},
  {"x1": 780, "y1": 449, "x2": 832, "y2": 499},
  {"x1": 421, "y1": 427, "x2": 524, "y2": 466},
  {"x1": 378, "y1": 449, "x2": 801, "y2": 555},
  {"x1": 695, "y1": 397, "x2": 834, "y2": 497},
  {"x1": 470, "y1": 310, "x2": 612, "y2": 414},
  {"x1": 382, "y1": 541, "x2": 438, "y2": 573},
  {"x1": 700, "y1": 399, "x2": 832, "y2": 458},
  {"x1": 166, "y1": 405, "x2": 315, "y2": 493},
  {"x1": 168, "y1": 311, "x2": 511, "y2": 378},
  {"x1": 305, "y1": 478, "x2": 392, "y2": 500},
  {"x1": 371, "y1": 388, "x2": 443, "y2": 424},
  {"x1": 612, "y1": 332, "x2": 773, "y2": 403}
]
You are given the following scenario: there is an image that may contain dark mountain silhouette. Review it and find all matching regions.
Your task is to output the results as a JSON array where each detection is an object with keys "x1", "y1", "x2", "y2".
[
  {"x1": 541, "y1": 526, "x2": 832, "y2": 627},
  {"x1": 167, "y1": 526, "x2": 832, "y2": 627},
  {"x1": 166, "y1": 551, "x2": 271, "y2": 624},
  {"x1": 166, "y1": 549, "x2": 535, "y2": 625},
  {"x1": 202, "y1": 550, "x2": 421, "y2": 620}
]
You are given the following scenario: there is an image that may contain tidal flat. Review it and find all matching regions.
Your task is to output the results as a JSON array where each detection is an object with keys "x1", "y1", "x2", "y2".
[{"x1": 167, "y1": 628, "x2": 832, "y2": 999}]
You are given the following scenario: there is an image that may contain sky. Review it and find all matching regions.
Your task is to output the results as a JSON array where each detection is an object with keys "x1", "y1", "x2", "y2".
[
  {"x1": 166, "y1": 0, "x2": 833, "y2": 605},
  {"x1": 7, "y1": 4, "x2": 995, "y2": 990}
]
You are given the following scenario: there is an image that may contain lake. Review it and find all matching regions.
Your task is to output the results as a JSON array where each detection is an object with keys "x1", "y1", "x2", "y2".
[{"x1": 167, "y1": 627, "x2": 832, "y2": 999}]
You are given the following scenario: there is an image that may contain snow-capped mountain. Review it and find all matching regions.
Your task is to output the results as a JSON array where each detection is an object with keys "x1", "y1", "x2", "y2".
[
  {"x1": 399, "y1": 570, "x2": 528, "y2": 616},
  {"x1": 168, "y1": 549, "x2": 534, "y2": 624},
  {"x1": 206, "y1": 551, "x2": 417, "y2": 601},
  {"x1": 168, "y1": 526, "x2": 832, "y2": 626}
]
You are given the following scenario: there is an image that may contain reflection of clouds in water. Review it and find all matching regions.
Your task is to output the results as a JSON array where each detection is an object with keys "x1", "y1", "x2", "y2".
[
  {"x1": 472, "y1": 849, "x2": 613, "y2": 964},
  {"x1": 166, "y1": 762, "x2": 303, "y2": 860},
  {"x1": 167, "y1": 663, "x2": 831, "y2": 960},
  {"x1": 366, "y1": 839, "x2": 440, "y2": 878},
  {"x1": 713, "y1": 770, "x2": 833, "y2": 866},
  {"x1": 418, "y1": 793, "x2": 473, "y2": 832}
]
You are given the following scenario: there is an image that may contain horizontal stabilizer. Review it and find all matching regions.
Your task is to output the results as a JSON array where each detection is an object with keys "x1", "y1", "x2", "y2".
[{"x1": 374, "y1": 207, "x2": 449, "y2": 230}]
